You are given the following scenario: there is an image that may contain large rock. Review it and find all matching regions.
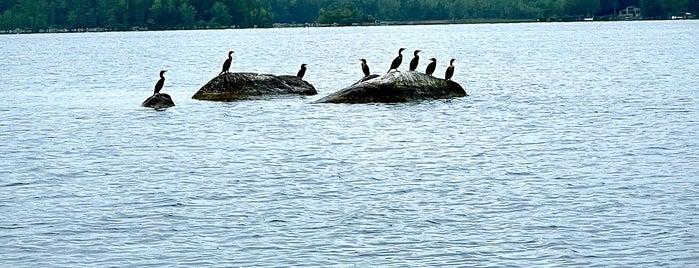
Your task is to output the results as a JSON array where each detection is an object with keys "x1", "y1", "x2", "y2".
[
  {"x1": 192, "y1": 72, "x2": 317, "y2": 101},
  {"x1": 141, "y1": 93, "x2": 175, "y2": 109},
  {"x1": 315, "y1": 71, "x2": 467, "y2": 103}
]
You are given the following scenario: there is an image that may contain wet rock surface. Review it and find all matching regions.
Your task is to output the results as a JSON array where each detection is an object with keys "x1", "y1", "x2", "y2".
[
  {"x1": 315, "y1": 71, "x2": 467, "y2": 104},
  {"x1": 141, "y1": 93, "x2": 175, "y2": 108},
  {"x1": 192, "y1": 72, "x2": 317, "y2": 101}
]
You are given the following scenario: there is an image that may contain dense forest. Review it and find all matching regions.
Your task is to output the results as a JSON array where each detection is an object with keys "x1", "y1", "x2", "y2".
[{"x1": 1, "y1": 0, "x2": 697, "y2": 31}]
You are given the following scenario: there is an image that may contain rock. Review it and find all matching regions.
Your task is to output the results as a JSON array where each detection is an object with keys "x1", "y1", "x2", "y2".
[
  {"x1": 141, "y1": 93, "x2": 175, "y2": 109},
  {"x1": 315, "y1": 71, "x2": 467, "y2": 104},
  {"x1": 191, "y1": 72, "x2": 317, "y2": 101}
]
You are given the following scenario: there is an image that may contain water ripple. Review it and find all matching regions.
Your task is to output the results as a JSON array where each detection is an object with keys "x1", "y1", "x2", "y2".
[{"x1": 1, "y1": 21, "x2": 699, "y2": 267}]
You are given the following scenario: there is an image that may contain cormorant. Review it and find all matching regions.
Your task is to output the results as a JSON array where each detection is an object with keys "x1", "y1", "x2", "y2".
[
  {"x1": 409, "y1": 50, "x2": 421, "y2": 71},
  {"x1": 153, "y1": 70, "x2": 167, "y2": 95},
  {"x1": 360, "y1": 59, "x2": 370, "y2": 77},
  {"x1": 445, "y1": 58, "x2": 456, "y2": 80},
  {"x1": 425, "y1": 58, "x2": 437, "y2": 76},
  {"x1": 220, "y1": 51, "x2": 234, "y2": 75},
  {"x1": 297, "y1": 64, "x2": 307, "y2": 79},
  {"x1": 387, "y1": 48, "x2": 406, "y2": 73}
]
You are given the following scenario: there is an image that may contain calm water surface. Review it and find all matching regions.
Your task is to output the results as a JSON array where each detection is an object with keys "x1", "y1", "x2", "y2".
[{"x1": 1, "y1": 21, "x2": 698, "y2": 267}]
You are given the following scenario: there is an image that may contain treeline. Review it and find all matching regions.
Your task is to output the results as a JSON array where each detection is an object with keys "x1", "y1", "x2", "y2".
[{"x1": 1, "y1": 0, "x2": 698, "y2": 31}]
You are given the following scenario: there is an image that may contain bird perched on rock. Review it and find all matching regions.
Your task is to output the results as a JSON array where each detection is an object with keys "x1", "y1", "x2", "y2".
[
  {"x1": 409, "y1": 50, "x2": 421, "y2": 71},
  {"x1": 360, "y1": 59, "x2": 370, "y2": 77},
  {"x1": 425, "y1": 58, "x2": 437, "y2": 76},
  {"x1": 445, "y1": 59, "x2": 455, "y2": 80},
  {"x1": 220, "y1": 51, "x2": 234, "y2": 75},
  {"x1": 387, "y1": 48, "x2": 406, "y2": 73},
  {"x1": 153, "y1": 70, "x2": 167, "y2": 95},
  {"x1": 297, "y1": 64, "x2": 307, "y2": 79}
]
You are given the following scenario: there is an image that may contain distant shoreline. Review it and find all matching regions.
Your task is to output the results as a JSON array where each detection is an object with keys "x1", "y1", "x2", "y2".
[{"x1": 1, "y1": 17, "x2": 695, "y2": 35}]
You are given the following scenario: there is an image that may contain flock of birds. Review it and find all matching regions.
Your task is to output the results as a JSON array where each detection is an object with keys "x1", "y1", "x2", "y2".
[
  {"x1": 151, "y1": 48, "x2": 456, "y2": 96},
  {"x1": 377, "y1": 48, "x2": 456, "y2": 80}
]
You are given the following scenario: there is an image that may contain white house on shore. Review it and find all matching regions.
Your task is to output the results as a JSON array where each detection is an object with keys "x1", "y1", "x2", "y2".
[{"x1": 619, "y1": 6, "x2": 642, "y2": 18}]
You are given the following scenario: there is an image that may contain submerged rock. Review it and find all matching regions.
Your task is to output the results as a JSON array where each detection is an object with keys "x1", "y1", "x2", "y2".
[
  {"x1": 141, "y1": 93, "x2": 175, "y2": 109},
  {"x1": 192, "y1": 72, "x2": 317, "y2": 101},
  {"x1": 315, "y1": 71, "x2": 467, "y2": 104}
]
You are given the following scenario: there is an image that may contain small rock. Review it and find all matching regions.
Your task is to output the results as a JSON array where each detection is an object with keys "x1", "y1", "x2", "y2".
[{"x1": 141, "y1": 93, "x2": 175, "y2": 109}]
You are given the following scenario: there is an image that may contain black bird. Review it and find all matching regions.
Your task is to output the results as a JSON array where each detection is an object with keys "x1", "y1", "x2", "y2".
[
  {"x1": 297, "y1": 64, "x2": 307, "y2": 79},
  {"x1": 153, "y1": 70, "x2": 167, "y2": 95},
  {"x1": 387, "y1": 48, "x2": 406, "y2": 73},
  {"x1": 360, "y1": 59, "x2": 370, "y2": 77},
  {"x1": 445, "y1": 58, "x2": 456, "y2": 80},
  {"x1": 425, "y1": 58, "x2": 437, "y2": 76},
  {"x1": 409, "y1": 50, "x2": 421, "y2": 71},
  {"x1": 220, "y1": 51, "x2": 234, "y2": 75}
]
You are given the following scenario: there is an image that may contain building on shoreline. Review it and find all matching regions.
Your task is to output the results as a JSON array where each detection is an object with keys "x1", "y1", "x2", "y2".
[{"x1": 619, "y1": 6, "x2": 642, "y2": 19}]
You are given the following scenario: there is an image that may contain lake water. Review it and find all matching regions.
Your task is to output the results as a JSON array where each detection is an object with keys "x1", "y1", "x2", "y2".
[{"x1": 1, "y1": 21, "x2": 698, "y2": 266}]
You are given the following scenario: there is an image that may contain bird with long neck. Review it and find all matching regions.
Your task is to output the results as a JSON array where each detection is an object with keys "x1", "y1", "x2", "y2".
[
  {"x1": 409, "y1": 50, "x2": 421, "y2": 71},
  {"x1": 220, "y1": 51, "x2": 234, "y2": 75},
  {"x1": 153, "y1": 70, "x2": 167, "y2": 95},
  {"x1": 445, "y1": 58, "x2": 456, "y2": 80},
  {"x1": 297, "y1": 64, "x2": 307, "y2": 79},
  {"x1": 360, "y1": 59, "x2": 370, "y2": 77},
  {"x1": 425, "y1": 58, "x2": 437, "y2": 76},
  {"x1": 387, "y1": 48, "x2": 406, "y2": 73}
]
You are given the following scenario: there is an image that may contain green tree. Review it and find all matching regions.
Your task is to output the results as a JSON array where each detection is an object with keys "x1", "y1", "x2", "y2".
[
  {"x1": 179, "y1": 2, "x2": 197, "y2": 27},
  {"x1": 317, "y1": 7, "x2": 363, "y2": 25},
  {"x1": 148, "y1": 0, "x2": 165, "y2": 27},
  {"x1": 9, "y1": 0, "x2": 52, "y2": 29},
  {"x1": 209, "y1": 1, "x2": 232, "y2": 26},
  {"x1": 247, "y1": 6, "x2": 273, "y2": 26},
  {"x1": 662, "y1": 0, "x2": 688, "y2": 14},
  {"x1": 3, "y1": 0, "x2": 693, "y2": 31},
  {"x1": 689, "y1": 0, "x2": 699, "y2": 13},
  {"x1": 640, "y1": 0, "x2": 663, "y2": 16},
  {"x1": 566, "y1": 0, "x2": 602, "y2": 16}
]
